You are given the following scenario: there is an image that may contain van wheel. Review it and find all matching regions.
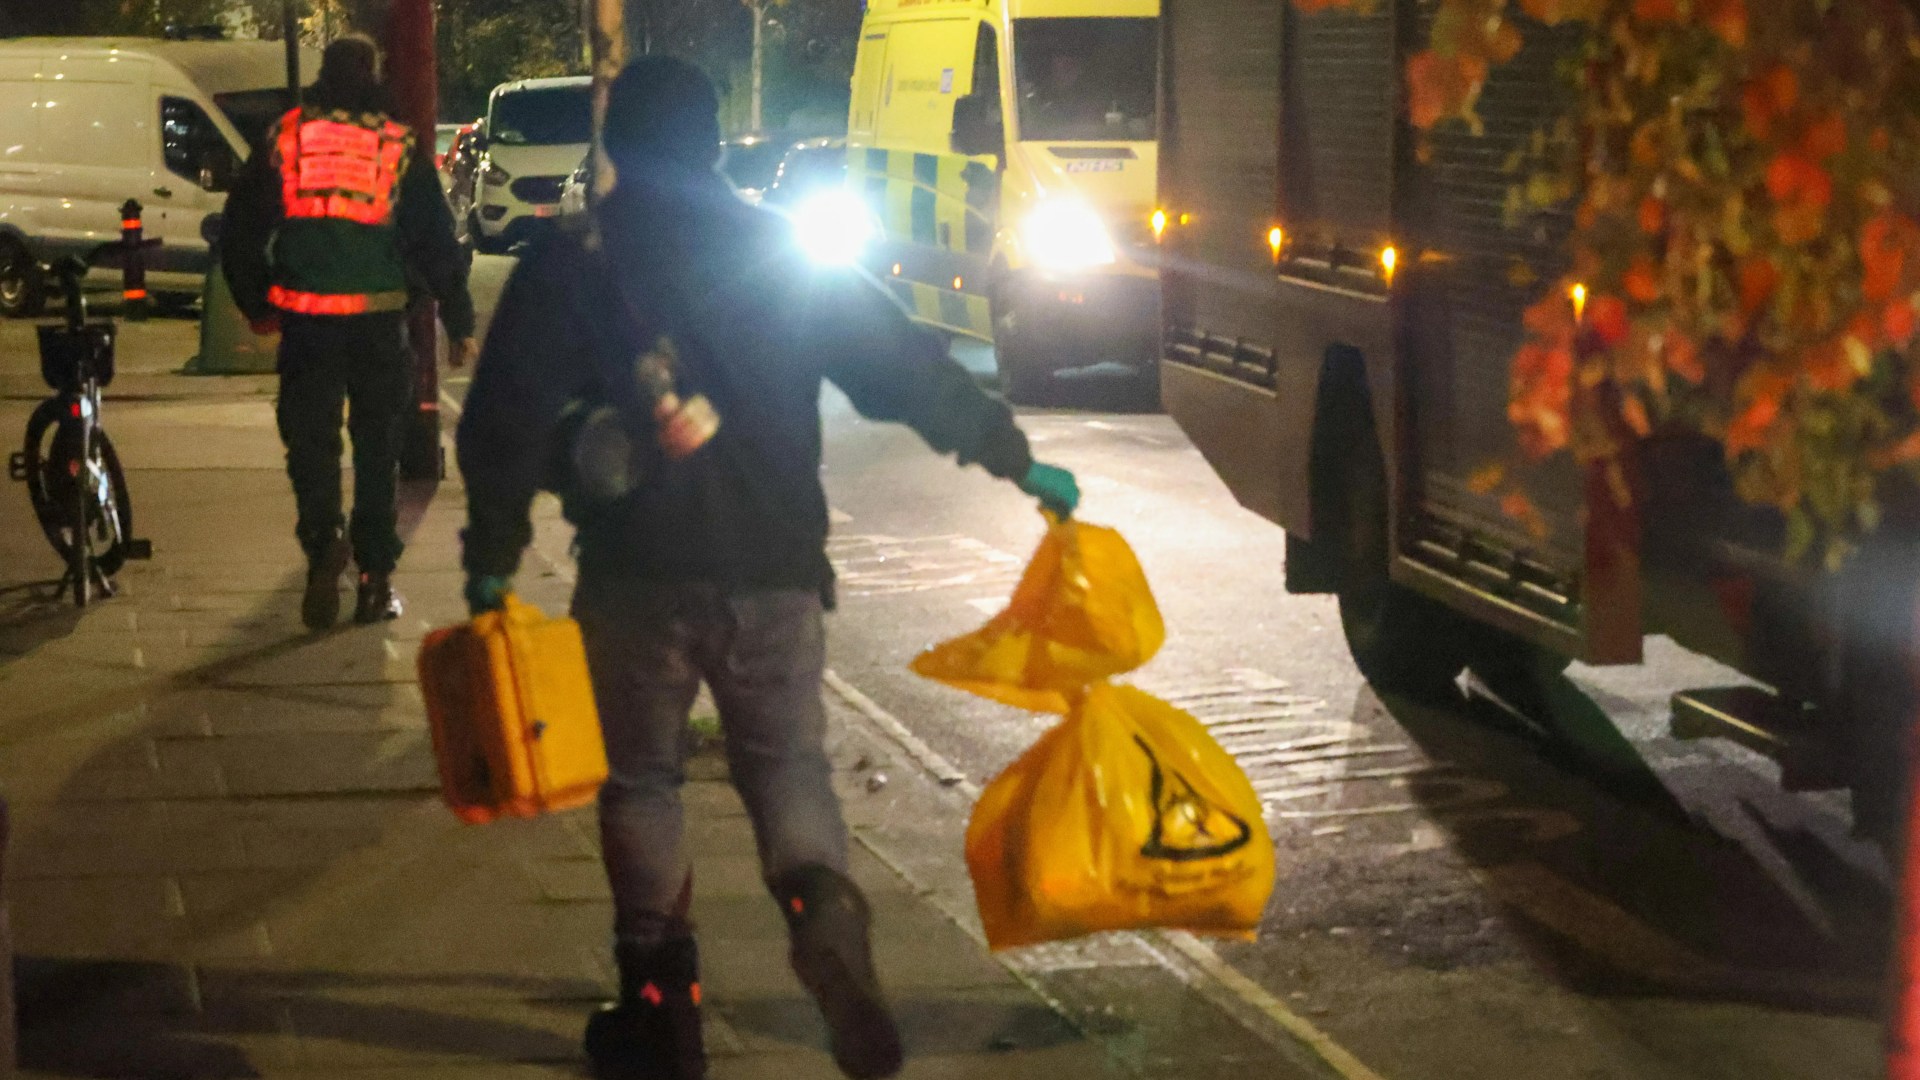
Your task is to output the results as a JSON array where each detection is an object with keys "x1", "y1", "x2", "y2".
[
  {"x1": 1329, "y1": 414, "x2": 1477, "y2": 699},
  {"x1": 993, "y1": 295, "x2": 1051, "y2": 405},
  {"x1": 999, "y1": 341, "x2": 1051, "y2": 405},
  {"x1": 154, "y1": 292, "x2": 198, "y2": 317},
  {"x1": 1827, "y1": 527, "x2": 1920, "y2": 851},
  {"x1": 0, "y1": 240, "x2": 46, "y2": 318}
]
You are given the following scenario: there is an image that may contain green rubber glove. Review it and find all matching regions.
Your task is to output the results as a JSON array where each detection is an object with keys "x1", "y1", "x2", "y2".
[
  {"x1": 465, "y1": 574, "x2": 512, "y2": 616},
  {"x1": 1019, "y1": 462, "x2": 1080, "y2": 518}
]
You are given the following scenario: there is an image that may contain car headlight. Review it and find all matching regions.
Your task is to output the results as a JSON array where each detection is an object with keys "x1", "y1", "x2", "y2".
[
  {"x1": 483, "y1": 161, "x2": 511, "y2": 186},
  {"x1": 793, "y1": 189, "x2": 877, "y2": 266},
  {"x1": 1022, "y1": 200, "x2": 1116, "y2": 271}
]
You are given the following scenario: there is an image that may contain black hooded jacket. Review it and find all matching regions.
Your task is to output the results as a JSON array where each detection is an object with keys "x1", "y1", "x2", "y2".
[{"x1": 455, "y1": 161, "x2": 1033, "y2": 599}]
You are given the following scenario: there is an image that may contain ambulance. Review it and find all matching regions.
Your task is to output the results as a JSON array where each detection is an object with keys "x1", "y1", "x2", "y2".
[{"x1": 827, "y1": 0, "x2": 1160, "y2": 401}]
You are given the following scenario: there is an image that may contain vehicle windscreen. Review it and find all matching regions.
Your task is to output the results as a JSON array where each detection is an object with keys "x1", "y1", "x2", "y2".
[
  {"x1": 214, "y1": 88, "x2": 298, "y2": 153},
  {"x1": 490, "y1": 87, "x2": 593, "y2": 146},
  {"x1": 722, "y1": 141, "x2": 788, "y2": 192},
  {"x1": 1012, "y1": 18, "x2": 1157, "y2": 142},
  {"x1": 437, "y1": 128, "x2": 459, "y2": 156},
  {"x1": 767, "y1": 147, "x2": 847, "y2": 206}
]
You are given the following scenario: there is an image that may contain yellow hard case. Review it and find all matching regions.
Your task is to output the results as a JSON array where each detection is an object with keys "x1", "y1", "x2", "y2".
[{"x1": 417, "y1": 594, "x2": 608, "y2": 823}]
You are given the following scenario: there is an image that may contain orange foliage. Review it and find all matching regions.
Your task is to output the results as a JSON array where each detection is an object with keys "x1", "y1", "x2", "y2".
[
  {"x1": 1623, "y1": 257, "x2": 1661, "y2": 304},
  {"x1": 1290, "y1": 0, "x2": 1920, "y2": 555},
  {"x1": 1664, "y1": 332, "x2": 1705, "y2": 384},
  {"x1": 1637, "y1": 195, "x2": 1665, "y2": 235},
  {"x1": 1406, "y1": 51, "x2": 1488, "y2": 130},
  {"x1": 1703, "y1": 0, "x2": 1747, "y2": 47}
]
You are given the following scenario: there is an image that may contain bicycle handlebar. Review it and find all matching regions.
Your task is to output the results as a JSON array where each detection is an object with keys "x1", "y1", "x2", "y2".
[{"x1": 50, "y1": 244, "x2": 124, "y2": 330}]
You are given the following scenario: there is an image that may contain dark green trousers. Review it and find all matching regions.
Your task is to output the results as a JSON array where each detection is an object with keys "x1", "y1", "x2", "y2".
[{"x1": 276, "y1": 312, "x2": 410, "y2": 574}]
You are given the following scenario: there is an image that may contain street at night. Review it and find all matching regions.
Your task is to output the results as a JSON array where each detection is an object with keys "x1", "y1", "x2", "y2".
[
  {"x1": 4, "y1": 0, "x2": 1920, "y2": 1076},
  {"x1": 453, "y1": 253, "x2": 1892, "y2": 1079}
]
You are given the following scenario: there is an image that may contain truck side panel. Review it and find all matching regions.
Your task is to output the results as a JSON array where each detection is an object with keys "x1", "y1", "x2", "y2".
[
  {"x1": 1160, "y1": 0, "x2": 1396, "y2": 539},
  {"x1": 1398, "y1": 2, "x2": 1589, "y2": 639}
]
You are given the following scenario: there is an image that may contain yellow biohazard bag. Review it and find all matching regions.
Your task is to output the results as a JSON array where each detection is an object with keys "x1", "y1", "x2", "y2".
[
  {"x1": 965, "y1": 682, "x2": 1274, "y2": 949},
  {"x1": 913, "y1": 516, "x2": 1274, "y2": 950},
  {"x1": 910, "y1": 515, "x2": 1165, "y2": 714}
]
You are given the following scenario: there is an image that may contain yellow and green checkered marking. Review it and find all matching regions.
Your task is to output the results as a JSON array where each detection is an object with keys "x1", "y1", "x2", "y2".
[{"x1": 852, "y1": 147, "x2": 998, "y2": 339}]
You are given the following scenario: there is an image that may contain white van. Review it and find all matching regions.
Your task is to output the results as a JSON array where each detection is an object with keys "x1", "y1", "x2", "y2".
[
  {"x1": 0, "y1": 36, "x2": 318, "y2": 317},
  {"x1": 466, "y1": 76, "x2": 593, "y2": 254}
]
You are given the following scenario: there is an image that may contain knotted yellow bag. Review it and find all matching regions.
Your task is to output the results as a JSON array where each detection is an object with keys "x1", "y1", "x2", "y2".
[{"x1": 913, "y1": 516, "x2": 1274, "y2": 950}]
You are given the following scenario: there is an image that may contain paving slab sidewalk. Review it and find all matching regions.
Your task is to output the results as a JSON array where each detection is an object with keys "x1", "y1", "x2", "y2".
[{"x1": 0, "y1": 320, "x2": 1187, "y2": 1080}]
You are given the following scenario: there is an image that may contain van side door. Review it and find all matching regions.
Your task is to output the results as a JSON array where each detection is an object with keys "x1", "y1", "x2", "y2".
[
  {"x1": 36, "y1": 56, "x2": 154, "y2": 271},
  {"x1": 859, "y1": 16, "x2": 998, "y2": 340},
  {"x1": 146, "y1": 92, "x2": 233, "y2": 285},
  {"x1": 849, "y1": 28, "x2": 889, "y2": 143},
  {"x1": 0, "y1": 55, "x2": 46, "y2": 257}
]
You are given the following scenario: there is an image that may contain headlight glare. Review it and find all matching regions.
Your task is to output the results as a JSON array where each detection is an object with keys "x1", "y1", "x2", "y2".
[
  {"x1": 793, "y1": 189, "x2": 877, "y2": 266},
  {"x1": 1022, "y1": 200, "x2": 1116, "y2": 271}
]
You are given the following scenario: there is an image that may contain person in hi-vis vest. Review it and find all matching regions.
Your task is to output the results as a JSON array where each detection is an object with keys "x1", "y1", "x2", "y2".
[{"x1": 223, "y1": 34, "x2": 475, "y2": 629}]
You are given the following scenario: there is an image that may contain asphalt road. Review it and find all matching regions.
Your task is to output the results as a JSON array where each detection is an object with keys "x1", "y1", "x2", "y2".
[{"x1": 456, "y1": 252, "x2": 1890, "y2": 1080}]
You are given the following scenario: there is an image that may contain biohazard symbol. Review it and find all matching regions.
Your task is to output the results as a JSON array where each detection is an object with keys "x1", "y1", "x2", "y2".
[{"x1": 1134, "y1": 735, "x2": 1252, "y2": 862}]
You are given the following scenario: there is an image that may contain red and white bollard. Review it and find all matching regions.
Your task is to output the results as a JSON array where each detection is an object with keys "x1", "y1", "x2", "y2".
[{"x1": 119, "y1": 198, "x2": 149, "y2": 321}]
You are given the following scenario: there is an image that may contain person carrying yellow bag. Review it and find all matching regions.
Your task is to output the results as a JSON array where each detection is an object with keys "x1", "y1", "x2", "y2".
[
  {"x1": 914, "y1": 514, "x2": 1275, "y2": 950},
  {"x1": 452, "y1": 57, "x2": 1083, "y2": 1080}
]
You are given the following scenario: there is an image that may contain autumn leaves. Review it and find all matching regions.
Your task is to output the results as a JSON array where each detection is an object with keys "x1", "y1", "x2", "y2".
[{"x1": 1304, "y1": 0, "x2": 1920, "y2": 562}]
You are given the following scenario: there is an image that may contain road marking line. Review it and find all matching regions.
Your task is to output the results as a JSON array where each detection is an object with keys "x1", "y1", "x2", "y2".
[
  {"x1": 820, "y1": 669, "x2": 1390, "y2": 1080},
  {"x1": 1236, "y1": 744, "x2": 1407, "y2": 769},
  {"x1": 1157, "y1": 930, "x2": 1390, "y2": 1080},
  {"x1": 823, "y1": 670, "x2": 970, "y2": 789}
]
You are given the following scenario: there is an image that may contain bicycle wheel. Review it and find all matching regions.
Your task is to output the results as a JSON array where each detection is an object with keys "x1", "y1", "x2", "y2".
[
  {"x1": 87, "y1": 428, "x2": 133, "y2": 578},
  {"x1": 21, "y1": 397, "x2": 78, "y2": 558},
  {"x1": 68, "y1": 419, "x2": 92, "y2": 607}
]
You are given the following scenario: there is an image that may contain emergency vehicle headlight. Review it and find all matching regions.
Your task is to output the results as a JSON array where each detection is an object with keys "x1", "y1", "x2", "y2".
[
  {"x1": 1022, "y1": 200, "x2": 1116, "y2": 272},
  {"x1": 793, "y1": 190, "x2": 876, "y2": 266}
]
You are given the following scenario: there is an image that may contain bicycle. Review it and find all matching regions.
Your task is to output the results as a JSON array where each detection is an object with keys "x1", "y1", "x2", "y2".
[{"x1": 8, "y1": 252, "x2": 152, "y2": 606}]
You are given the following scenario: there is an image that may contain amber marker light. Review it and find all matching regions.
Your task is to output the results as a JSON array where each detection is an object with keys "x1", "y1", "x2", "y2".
[
  {"x1": 953, "y1": 276, "x2": 964, "y2": 290},
  {"x1": 891, "y1": 263, "x2": 902, "y2": 276},
  {"x1": 1152, "y1": 208, "x2": 1168, "y2": 242},
  {"x1": 1570, "y1": 282, "x2": 1588, "y2": 322},
  {"x1": 1268, "y1": 226, "x2": 1284, "y2": 264},
  {"x1": 1381, "y1": 245, "x2": 1398, "y2": 281}
]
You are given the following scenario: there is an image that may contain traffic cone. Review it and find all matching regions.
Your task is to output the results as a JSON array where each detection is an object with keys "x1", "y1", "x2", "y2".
[{"x1": 183, "y1": 252, "x2": 278, "y2": 374}]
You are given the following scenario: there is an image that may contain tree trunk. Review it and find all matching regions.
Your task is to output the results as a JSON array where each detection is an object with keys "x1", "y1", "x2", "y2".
[
  {"x1": 750, "y1": 0, "x2": 764, "y2": 132},
  {"x1": 589, "y1": 0, "x2": 629, "y2": 207}
]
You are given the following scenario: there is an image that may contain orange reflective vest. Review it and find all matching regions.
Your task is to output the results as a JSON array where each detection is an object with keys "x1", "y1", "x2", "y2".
[
  {"x1": 266, "y1": 107, "x2": 415, "y2": 316},
  {"x1": 275, "y1": 107, "x2": 411, "y2": 226}
]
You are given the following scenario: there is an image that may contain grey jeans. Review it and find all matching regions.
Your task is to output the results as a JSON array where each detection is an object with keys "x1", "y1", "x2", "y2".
[{"x1": 572, "y1": 579, "x2": 851, "y2": 946}]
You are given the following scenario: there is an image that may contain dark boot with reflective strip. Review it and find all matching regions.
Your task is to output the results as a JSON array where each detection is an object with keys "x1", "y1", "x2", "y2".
[
  {"x1": 771, "y1": 865, "x2": 903, "y2": 1080},
  {"x1": 352, "y1": 571, "x2": 403, "y2": 624},
  {"x1": 584, "y1": 934, "x2": 706, "y2": 1080},
  {"x1": 301, "y1": 533, "x2": 351, "y2": 631}
]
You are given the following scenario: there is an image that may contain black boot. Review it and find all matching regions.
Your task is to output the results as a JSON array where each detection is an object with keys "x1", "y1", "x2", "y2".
[
  {"x1": 772, "y1": 865, "x2": 903, "y2": 1080},
  {"x1": 352, "y1": 571, "x2": 403, "y2": 624},
  {"x1": 301, "y1": 534, "x2": 350, "y2": 631},
  {"x1": 584, "y1": 934, "x2": 706, "y2": 1080}
]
